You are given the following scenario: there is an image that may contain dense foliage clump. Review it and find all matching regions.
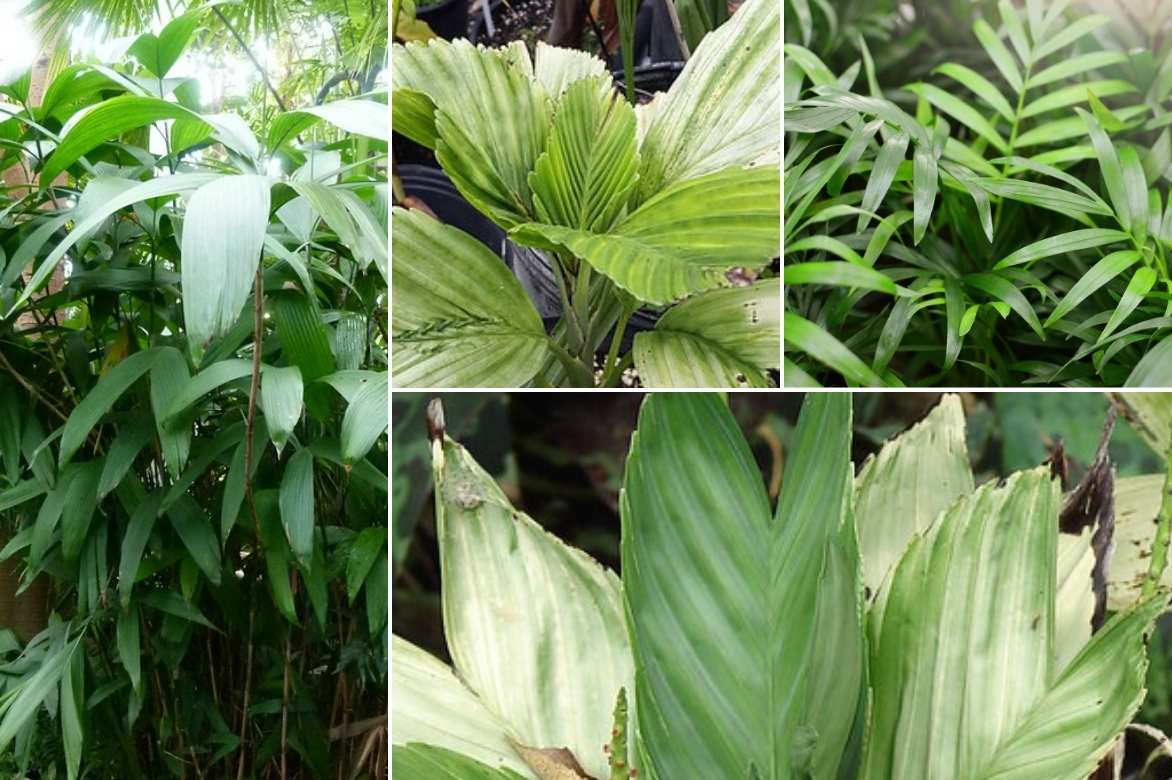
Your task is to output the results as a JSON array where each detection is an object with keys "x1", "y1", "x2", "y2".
[
  {"x1": 0, "y1": 3, "x2": 388, "y2": 776},
  {"x1": 785, "y1": 0, "x2": 1172, "y2": 387}
]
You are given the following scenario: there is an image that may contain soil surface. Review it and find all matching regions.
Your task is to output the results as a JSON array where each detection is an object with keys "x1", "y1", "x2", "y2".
[{"x1": 471, "y1": 0, "x2": 554, "y2": 48}]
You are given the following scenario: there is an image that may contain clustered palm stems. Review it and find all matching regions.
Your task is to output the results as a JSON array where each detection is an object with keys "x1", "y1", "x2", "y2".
[
  {"x1": 784, "y1": 0, "x2": 1172, "y2": 387},
  {"x1": 392, "y1": 391, "x2": 1172, "y2": 780}
]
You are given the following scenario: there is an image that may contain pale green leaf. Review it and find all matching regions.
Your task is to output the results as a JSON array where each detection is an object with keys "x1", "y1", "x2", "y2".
[
  {"x1": 392, "y1": 39, "x2": 548, "y2": 228},
  {"x1": 390, "y1": 208, "x2": 549, "y2": 388},
  {"x1": 864, "y1": 467, "x2": 1130, "y2": 780},
  {"x1": 1079, "y1": 107, "x2": 1131, "y2": 229},
  {"x1": 909, "y1": 83, "x2": 1007, "y2": 153},
  {"x1": 854, "y1": 394, "x2": 973, "y2": 598},
  {"x1": 41, "y1": 95, "x2": 206, "y2": 182},
  {"x1": 181, "y1": 175, "x2": 271, "y2": 360},
  {"x1": 933, "y1": 63, "x2": 1015, "y2": 122},
  {"x1": 341, "y1": 372, "x2": 388, "y2": 463},
  {"x1": 635, "y1": 0, "x2": 779, "y2": 199},
  {"x1": 259, "y1": 365, "x2": 303, "y2": 454},
  {"x1": 391, "y1": 636, "x2": 534, "y2": 777},
  {"x1": 528, "y1": 77, "x2": 637, "y2": 233},
  {"x1": 513, "y1": 164, "x2": 780, "y2": 305},
  {"x1": 1099, "y1": 266, "x2": 1158, "y2": 344},
  {"x1": 433, "y1": 431, "x2": 633, "y2": 779},
  {"x1": 162, "y1": 358, "x2": 255, "y2": 421},
  {"x1": 858, "y1": 132, "x2": 909, "y2": 231},
  {"x1": 973, "y1": 18, "x2": 1023, "y2": 93},
  {"x1": 632, "y1": 280, "x2": 779, "y2": 387}
]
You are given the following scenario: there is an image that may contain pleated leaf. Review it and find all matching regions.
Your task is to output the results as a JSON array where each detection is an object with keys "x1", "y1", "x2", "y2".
[
  {"x1": 1054, "y1": 528, "x2": 1095, "y2": 673},
  {"x1": 391, "y1": 636, "x2": 534, "y2": 777},
  {"x1": 181, "y1": 175, "x2": 271, "y2": 361},
  {"x1": 854, "y1": 394, "x2": 974, "y2": 598},
  {"x1": 632, "y1": 280, "x2": 779, "y2": 387},
  {"x1": 622, "y1": 393, "x2": 856, "y2": 779},
  {"x1": 634, "y1": 0, "x2": 779, "y2": 200},
  {"x1": 976, "y1": 595, "x2": 1165, "y2": 779},
  {"x1": 391, "y1": 208, "x2": 549, "y2": 387},
  {"x1": 392, "y1": 39, "x2": 549, "y2": 228},
  {"x1": 1105, "y1": 474, "x2": 1168, "y2": 610},
  {"x1": 533, "y1": 41, "x2": 607, "y2": 99},
  {"x1": 433, "y1": 431, "x2": 633, "y2": 779},
  {"x1": 513, "y1": 164, "x2": 779, "y2": 304},
  {"x1": 528, "y1": 76, "x2": 637, "y2": 233},
  {"x1": 862, "y1": 465, "x2": 1162, "y2": 780},
  {"x1": 393, "y1": 744, "x2": 528, "y2": 780}
]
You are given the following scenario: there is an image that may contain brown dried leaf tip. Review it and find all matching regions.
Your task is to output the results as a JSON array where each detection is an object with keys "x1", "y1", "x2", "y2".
[{"x1": 426, "y1": 397, "x2": 446, "y2": 443}]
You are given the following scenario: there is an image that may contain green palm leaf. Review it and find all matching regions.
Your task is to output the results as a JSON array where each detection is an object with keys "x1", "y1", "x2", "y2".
[{"x1": 390, "y1": 208, "x2": 549, "y2": 388}]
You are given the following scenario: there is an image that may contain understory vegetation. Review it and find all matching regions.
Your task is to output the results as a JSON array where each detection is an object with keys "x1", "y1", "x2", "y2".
[
  {"x1": 391, "y1": 391, "x2": 1172, "y2": 779},
  {"x1": 785, "y1": 0, "x2": 1172, "y2": 387},
  {"x1": 0, "y1": 2, "x2": 388, "y2": 777}
]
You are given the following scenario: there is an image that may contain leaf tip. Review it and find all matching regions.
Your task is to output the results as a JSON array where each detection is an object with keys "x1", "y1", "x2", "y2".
[{"x1": 426, "y1": 397, "x2": 445, "y2": 443}]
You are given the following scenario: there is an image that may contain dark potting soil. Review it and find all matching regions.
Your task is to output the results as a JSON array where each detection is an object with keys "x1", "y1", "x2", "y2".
[{"x1": 470, "y1": 0, "x2": 554, "y2": 49}]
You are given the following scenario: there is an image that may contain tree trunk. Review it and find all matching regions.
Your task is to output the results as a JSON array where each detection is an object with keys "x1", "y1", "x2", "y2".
[{"x1": 0, "y1": 531, "x2": 48, "y2": 643}]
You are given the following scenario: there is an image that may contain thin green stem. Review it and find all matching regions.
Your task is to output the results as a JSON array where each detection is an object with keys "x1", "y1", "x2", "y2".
[
  {"x1": 573, "y1": 260, "x2": 594, "y2": 361},
  {"x1": 599, "y1": 304, "x2": 635, "y2": 387},
  {"x1": 992, "y1": 62, "x2": 1032, "y2": 238},
  {"x1": 550, "y1": 255, "x2": 585, "y2": 354},
  {"x1": 544, "y1": 337, "x2": 594, "y2": 387},
  {"x1": 1142, "y1": 448, "x2": 1172, "y2": 599}
]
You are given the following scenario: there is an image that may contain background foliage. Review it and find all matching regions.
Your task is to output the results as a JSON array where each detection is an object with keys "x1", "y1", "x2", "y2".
[
  {"x1": 784, "y1": 0, "x2": 1172, "y2": 386},
  {"x1": 0, "y1": 2, "x2": 388, "y2": 777}
]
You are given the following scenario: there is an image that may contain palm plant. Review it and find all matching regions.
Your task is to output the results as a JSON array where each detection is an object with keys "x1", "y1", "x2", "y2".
[
  {"x1": 784, "y1": 0, "x2": 1172, "y2": 386},
  {"x1": 390, "y1": 0, "x2": 780, "y2": 389},
  {"x1": 392, "y1": 391, "x2": 1172, "y2": 779},
  {"x1": 0, "y1": 10, "x2": 388, "y2": 777}
]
